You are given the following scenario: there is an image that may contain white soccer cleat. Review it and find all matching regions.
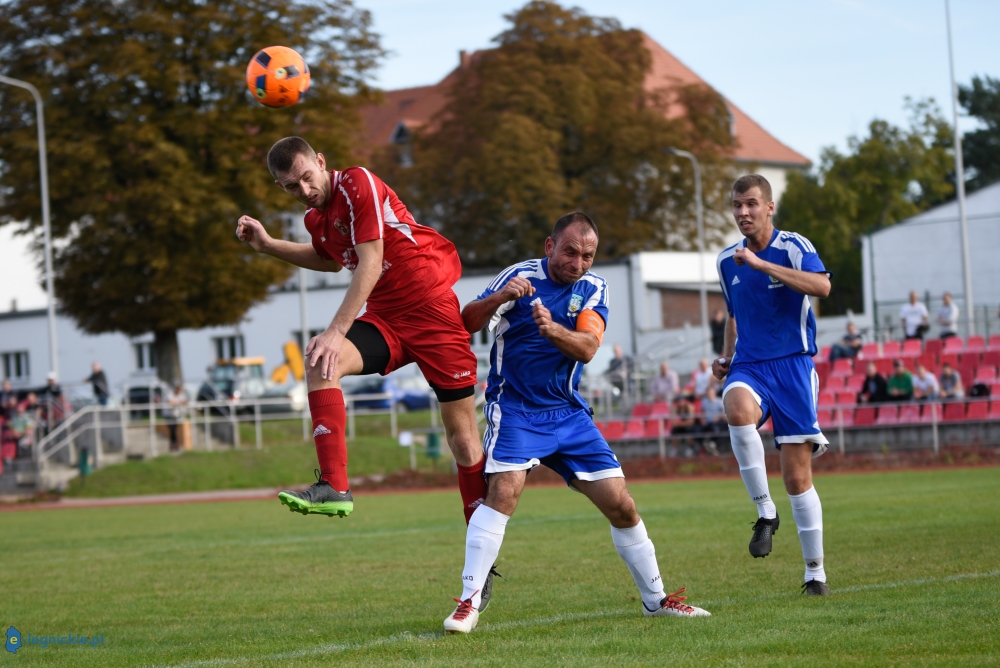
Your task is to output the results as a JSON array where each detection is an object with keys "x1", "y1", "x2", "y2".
[
  {"x1": 443, "y1": 595, "x2": 480, "y2": 634},
  {"x1": 642, "y1": 588, "x2": 711, "y2": 618}
]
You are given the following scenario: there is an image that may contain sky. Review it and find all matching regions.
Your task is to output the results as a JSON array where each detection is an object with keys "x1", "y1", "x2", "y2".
[{"x1": 2, "y1": 0, "x2": 997, "y2": 310}]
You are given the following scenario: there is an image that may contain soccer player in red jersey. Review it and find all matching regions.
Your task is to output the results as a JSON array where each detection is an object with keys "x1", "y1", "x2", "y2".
[{"x1": 236, "y1": 137, "x2": 487, "y2": 526}]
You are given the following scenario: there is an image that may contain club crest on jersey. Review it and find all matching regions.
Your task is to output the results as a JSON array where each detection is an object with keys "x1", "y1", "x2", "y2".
[
  {"x1": 768, "y1": 274, "x2": 785, "y2": 289},
  {"x1": 332, "y1": 217, "x2": 349, "y2": 237},
  {"x1": 567, "y1": 293, "x2": 583, "y2": 316}
]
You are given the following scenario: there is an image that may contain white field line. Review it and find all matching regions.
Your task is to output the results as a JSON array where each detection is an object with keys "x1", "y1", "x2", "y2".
[{"x1": 150, "y1": 569, "x2": 1000, "y2": 668}]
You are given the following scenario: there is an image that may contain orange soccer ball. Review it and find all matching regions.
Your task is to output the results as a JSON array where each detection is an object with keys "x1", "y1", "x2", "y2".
[{"x1": 246, "y1": 46, "x2": 311, "y2": 108}]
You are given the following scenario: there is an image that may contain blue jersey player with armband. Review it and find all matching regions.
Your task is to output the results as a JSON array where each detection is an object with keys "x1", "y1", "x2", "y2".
[
  {"x1": 713, "y1": 175, "x2": 833, "y2": 596},
  {"x1": 441, "y1": 212, "x2": 711, "y2": 634}
]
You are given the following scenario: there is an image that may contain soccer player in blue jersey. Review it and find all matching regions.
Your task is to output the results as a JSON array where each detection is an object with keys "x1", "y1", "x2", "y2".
[
  {"x1": 442, "y1": 212, "x2": 710, "y2": 633},
  {"x1": 713, "y1": 175, "x2": 833, "y2": 596}
]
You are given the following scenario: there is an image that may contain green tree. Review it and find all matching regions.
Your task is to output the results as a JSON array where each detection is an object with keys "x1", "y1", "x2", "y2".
[
  {"x1": 776, "y1": 99, "x2": 953, "y2": 315},
  {"x1": 958, "y1": 74, "x2": 1000, "y2": 192},
  {"x1": 0, "y1": 0, "x2": 382, "y2": 385},
  {"x1": 375, "y1": 1, "x2": 736, "y2": 267}
]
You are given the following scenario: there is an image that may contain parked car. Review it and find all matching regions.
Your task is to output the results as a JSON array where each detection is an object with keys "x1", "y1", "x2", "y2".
[{"x1": 344, "y1": 374, "x2": 433, "y2": 412}]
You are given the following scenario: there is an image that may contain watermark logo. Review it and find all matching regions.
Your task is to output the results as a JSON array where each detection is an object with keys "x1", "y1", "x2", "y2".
[{"x1": 6, "y1": 626, "x2": 20, "y2": 654}]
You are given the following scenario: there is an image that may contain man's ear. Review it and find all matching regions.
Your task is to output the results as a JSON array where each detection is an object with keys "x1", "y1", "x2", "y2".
[
  {"x1": 316, "y1": 152, "x2": 326, "y2": 170},
  {"x1": 544, "y1": 236, "x2": 555, "y2": 257}
]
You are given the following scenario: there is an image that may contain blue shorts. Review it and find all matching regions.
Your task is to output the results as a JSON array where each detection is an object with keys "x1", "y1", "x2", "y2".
[
  {"x1": 483, "y1": 404, "x2": 624, "y2": 486},
  {"x1": 723, "y1": 354, "x2": 829, "y2": 456}
]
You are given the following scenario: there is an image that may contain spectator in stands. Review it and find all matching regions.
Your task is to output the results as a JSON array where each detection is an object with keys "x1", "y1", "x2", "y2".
[
  {"x1": 858, "y1": 362, "x2": 889, "y2": 404},
  {"x1": 700, "y1": 385, "x2": 727, "y2": 433},
  {"x1": 85, "y1": 362, "x2": 110, "y2": 406},
  {"x1": 887, "y1": 360, "x2": 914, "y2": 401},
  {"x1": 670, "y1": 394, "x2": 700, "y2": 451},
  {"x1": 939, "y1": 362, "x2": 964, "y2": 400},
  {"x1": 0, "y1": 380, "x2": 15, "y2": 418},
  {"x1": 692, "y1": 358, "x2": 713, "y2": 398},
  {"x1": 9, "y1": 401, "x2": 36, "y2": 458},
  {"x1": 900, "y1": 291, "x2": 929, "y2": 340},
  {"x1": 39, "y1": 373, "x2": 68, "y2": 435},
  {"x1": 650, "y1": 361, "x2": 680, "y2": 403},
  {"x1": 936, "y1": 292, "x2": 959, "y2": 339},
  {"x1": 606, "y1": 344, "x2": 634, "y2": 396},
  {"x1": 829, "y1": 322, "x2": 863, "y2": 362},
  {"x1": 166, "y1": 383, "x2": 189, "y2": 451},
  {"x1": 710, "y1": 309, "x2": 727, "y2": 356},
  {"x1": 912, "y1": 363, "x2": 939, "y2": 401}
]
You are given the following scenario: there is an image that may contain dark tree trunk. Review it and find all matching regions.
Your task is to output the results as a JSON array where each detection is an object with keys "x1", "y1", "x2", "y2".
[{"x1": 154, "y1": 329, "x2": 183, "y2": 388}]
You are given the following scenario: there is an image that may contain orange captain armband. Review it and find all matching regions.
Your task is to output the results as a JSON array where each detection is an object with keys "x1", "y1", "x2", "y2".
[{"x1": 576, "y1": 309, "x2": 605, "y2": 343}]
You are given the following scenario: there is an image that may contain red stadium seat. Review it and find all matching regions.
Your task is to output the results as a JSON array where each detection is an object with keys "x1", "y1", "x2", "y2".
[
  {"x1": 966, "y1": 401, "x2": 988, "y2": 421},
  {"x1": 925, "y1": 339, "x2": 943, "y2": 357},
  {"x1": 983, "y1": 351, "x2": 1000, "y2": 368},
  {"x1": 989, "y1": 402, "x2": 1000, "y2": 420},
  {"x1": 960, "y1": 360, "x2": 978, "y2": 391},
  {"x1": 918, "y1": 353, "x2": 937, "y2": 371},
  {"x1": 899, "y1": 357, "x2": 916, "y2": 373},
  {"x1": 836, "y1": 407, "x2": 855, "y2": 427},
  {"x1": 815, "y1": 361, "x2": 830, "y2": 379},
  {"x1": 860, "y1": 343, "x2": 881, "y2": 359},
  {"x1": 975, "y1": 366, "x2": 998, "y2": 384},
  {"x1": 898, "y1": 404, "x2": 921, "y2": 424},
  {"x1": 854, "y1": 406, "x2": 876, "y2": 426},
  {"x1": 875, "y1": 359, "x2": 894, "y2": 376},
  {"x1": 830, "y1": 358, "x2": 853, "y2": 378},
  {"x1": 845, "y1": 374, "x2": 866, "y2": 394},
  {"x1": 836, "y1": 392, "x2": 858, "y2": 406},
  {"x1": 818, "y1": 391, "x2": 836, "y2": 407},
  {"x1": 649, "y1": 401, "x2": 671, "y2": 419},
  {"x1": 966, "y1": 336, "x2": 986, "y2": 354},
  {"x1": 959, "y1": 352, "x2": 981, "y2": 368},
  {"x1": 759, "y1": 418, "x2": 773, "y2": 433},
  {"x1": 875, "y1": 406, "x2": 899, "y2": 425},
  {"x1": 643, "y1": 419, "x2": 666, "y2": 439},
  {"x1": 919, "y1": 403, "x2": 942, "y2": 424},
  {"x1": 631, "y1": 403, "x2": 652, "y2": 419},
  {"x1": 624, "y1": 420, "x2": 645, "y2": 439},
  {"x1": 900, "y1": 339, "x2": 922, "y2": 358},
  {"x1": 943, "y1": 337, "x2": 964, "y2": 354},
  {"x1": 989, "y1": 335, "x2": 1000, "y2": 351},
  {"x1": 817, "y1": 409, "x2": 834, "y2": 429},
  {"x1": 825, "y1": 376, "x2": 846, "y2": 392},
  {"x1": 943, "y1": 402, "x2": 966, "y2": 422},
  {"x1": 882, "y1": 340, "x2": 901, "y2": 357},
  {"x1": 819, "y1": 346, "x2": 831, "y2": 361},
  {"x1": 594, "y1": 421, "x2": 606, "y2": 436},
  {"x1": 939, "y1": 353, "x2": 959, "y2": 370},
  {"x1": 604, "y1": 421, "x2": 624, "y2": 441}
]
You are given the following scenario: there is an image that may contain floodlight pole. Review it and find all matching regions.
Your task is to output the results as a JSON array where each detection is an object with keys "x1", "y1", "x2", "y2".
[
  {"x1": 666, "y1": 147, "x2": 710, "y2": 359},
  {"x1": 297, "y1": 220, "x2": 311, "y2": 441},
  {"x1": 944, "y1": 0, "x2": 975, "y2": 336},
  {"x1": 0, "y1": 75, "x2": 59, "y2": 379}
]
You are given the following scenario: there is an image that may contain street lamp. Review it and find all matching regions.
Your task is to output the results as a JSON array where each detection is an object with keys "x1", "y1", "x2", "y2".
[
  {"x1": 0, "y1": 75, "x2": 59, "y2": 379},
  {"x1": 665, "y1": 147, "x2": 710, "y2": 359},
  {"x1": 944, "y1": 0, "x2": 975, "y2": 337}
]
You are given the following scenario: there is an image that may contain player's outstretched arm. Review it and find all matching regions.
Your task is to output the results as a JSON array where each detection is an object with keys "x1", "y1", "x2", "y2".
[
  {"x1": 532, "y1": 303, "x2": 600, "y2": 363},
  {"x1": 236, "y1": 215, "x2": 342, "y2": 273},
  {"x1": 461, "y1": 277, "x2": 535, "y2": 333},
  {"x1": 733, "y1": 248, "x2": 829, "y2": 298}
]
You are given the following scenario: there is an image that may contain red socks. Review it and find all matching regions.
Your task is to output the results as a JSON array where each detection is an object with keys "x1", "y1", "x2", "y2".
[
  {"x1": 456, "y1": 458, "x2": 487, "y2": 524},
  {"x1": 308, "y1": 389, "x2": 349, "y2": 493}
]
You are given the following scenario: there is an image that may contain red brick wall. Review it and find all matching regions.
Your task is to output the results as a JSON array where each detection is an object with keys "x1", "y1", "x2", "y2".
[{"x1": 660, "y1": 289, "x2": 727, "y2": 329}]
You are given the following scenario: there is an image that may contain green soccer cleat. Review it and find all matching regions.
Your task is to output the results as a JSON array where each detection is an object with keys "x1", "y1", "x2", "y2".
[{"x1": 278, "y1": 470, "x2": 354, "y2": 517}]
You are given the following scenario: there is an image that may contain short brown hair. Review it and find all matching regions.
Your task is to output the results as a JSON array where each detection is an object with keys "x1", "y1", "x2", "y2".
[
  {"x1": 732, "y1": 174, "x2": 772, "y2": 203},
  {"x1": 267, "y1": 136, "x2": 316, "y2": 177},
  {"x1": 552, "y1": 211, "x2": 598, "y2": 240}
]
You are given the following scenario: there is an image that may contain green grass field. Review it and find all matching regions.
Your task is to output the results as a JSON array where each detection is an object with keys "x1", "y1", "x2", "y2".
[
  {"x1": 64, "y1": 412, "x2": 447, "y2": 498},
  {"x1": 3, "y1": 468, "x2": 999, "y2": 666}
]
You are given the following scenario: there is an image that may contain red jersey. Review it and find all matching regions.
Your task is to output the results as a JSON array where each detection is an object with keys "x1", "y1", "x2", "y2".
[{"x1": 304, "y1": 167, "x2": 462, "y2": 315}]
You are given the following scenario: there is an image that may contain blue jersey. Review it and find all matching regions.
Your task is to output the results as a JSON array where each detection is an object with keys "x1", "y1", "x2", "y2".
[
  {"x1": 478, "y1": 258, "x2": 609, "y2": 412},
  {"x1": 717, "y1": 228, "x2": 829, "y2": 364}
]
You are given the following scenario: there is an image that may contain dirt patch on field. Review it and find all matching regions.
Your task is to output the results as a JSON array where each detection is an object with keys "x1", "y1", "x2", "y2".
[{"x1": 347, "y1": 446, "x2": 1000, "y2": 491}]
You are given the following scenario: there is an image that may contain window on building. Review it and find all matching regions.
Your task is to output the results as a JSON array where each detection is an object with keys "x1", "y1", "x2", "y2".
[
  {"x1": 293, "y1": 329, "x2": 325, "y2": 351},
  {"x1": 1, "y1": 351, "x2": 30, "y2": 382},
  {"x1": 134, "y1": 342, "x2": 156, "y2": 371},
  {"x1": 213, "y1": 335, "x2": 245, "y2": 361},
  {"x1": 479, "y1": 328, "x2": 490, "y2": 346}
]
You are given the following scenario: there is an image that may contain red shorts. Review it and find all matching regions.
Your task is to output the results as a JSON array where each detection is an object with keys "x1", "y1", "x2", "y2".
[{"x1": 359, "y1": 291, "x2": 478, "y2": 390}]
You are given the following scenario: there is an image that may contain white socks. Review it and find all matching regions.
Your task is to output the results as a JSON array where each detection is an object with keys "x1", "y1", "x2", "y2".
[
  {"x1": 611, "y1": 520, "x2": 665, "y2": 609},
  {"x1": 789, "y1": 486, "x2": 825, "y2": 583},
  {"x1": 461, "y1": 505, "x2": 509, "y2": 608},
  {"x1": 729, "y1": 424, "x2": 776, "y2": 519}
]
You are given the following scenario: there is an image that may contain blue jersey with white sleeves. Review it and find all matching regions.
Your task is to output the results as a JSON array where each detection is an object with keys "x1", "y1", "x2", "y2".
[
  {"x1": 478, "y1": 257, "x2": 609, "y2": 411},
  {"x1": 716, "y1": 228, "x2": 829, "y2": 364}
]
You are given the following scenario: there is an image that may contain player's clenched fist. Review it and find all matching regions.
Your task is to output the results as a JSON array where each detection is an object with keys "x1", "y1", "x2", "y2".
[
  {"x1": 498, "y1": 276, "x2": 535, "y2": 302},
  {"x1": 712, "y1": 356, "x2": 730, "y2": 380},
  {"x1": 733, "y1": 247, "x2": 762, "y2": 269},
  {"x1": 532, "y1": 301, "x2": 556, "y2": 338},
  {"x1": 236, "y1": 215, "x2": 272, "y2": 253}
]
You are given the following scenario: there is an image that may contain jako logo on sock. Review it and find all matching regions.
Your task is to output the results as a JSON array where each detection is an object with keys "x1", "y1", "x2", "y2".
[{"x1": 313, "y1": 425, "x2": 332, "y2": 436}]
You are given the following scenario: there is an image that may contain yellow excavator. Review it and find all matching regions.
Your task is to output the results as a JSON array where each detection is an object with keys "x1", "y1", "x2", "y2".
[{"x1": 270, "y1": 341, "x2": 306, "y2": 385}]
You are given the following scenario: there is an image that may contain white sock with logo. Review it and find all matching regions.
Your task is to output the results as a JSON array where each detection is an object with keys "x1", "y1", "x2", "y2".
[
  {"x1": 461, "y1": 504, "x2": 509, "y2": 609},
  {"x1": 789, "y1": 486, "x2": 826, "y2": 583},
  {"x1": 729, "y1": 424, "x2": 777, "y2": 519},
  {"x1": 611, "y1": 520, "x2": 665, "y2": 610}
]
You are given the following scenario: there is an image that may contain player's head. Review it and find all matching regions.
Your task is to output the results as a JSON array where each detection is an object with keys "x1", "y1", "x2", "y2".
[
  {"x1": 545, "y1": 212, "x2": 598, "y2": 285},
  {"x1": 731, "y1": 174, "x2": 774, "y2": 238},
  {"x1": 268, "y1": 137, "x2": 331, "y2": 209}
]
